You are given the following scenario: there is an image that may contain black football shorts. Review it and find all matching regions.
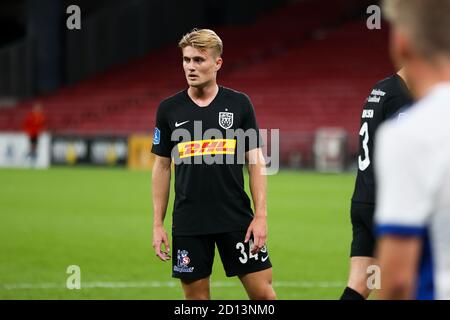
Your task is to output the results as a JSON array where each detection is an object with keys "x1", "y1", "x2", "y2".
[
  {"x1": 350, "y1": 202, "x2": 375, "y2": 257},
  {"x1": 172, "y1": 231, "x2": 272, "y2": 280}
]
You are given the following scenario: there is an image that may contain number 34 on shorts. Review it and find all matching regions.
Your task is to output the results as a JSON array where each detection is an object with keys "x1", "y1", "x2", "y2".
[
  {"x1": 236, "y1": 240, "x2": 269, "y2": 264},
  {"x1": 171, "y1": 231, "x2": 272, "y2": 279}
]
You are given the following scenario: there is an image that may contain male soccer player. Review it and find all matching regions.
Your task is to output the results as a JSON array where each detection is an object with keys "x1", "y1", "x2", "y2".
[
  {"x1": 151, "y1": 29, "x2": 276, "y2": 300},
  {"x1": 375, "y1": 0, "x2": 450, "y2": 299},
  {"x1": 340, "y1": 71, "x2": 412, "y2": 300}
]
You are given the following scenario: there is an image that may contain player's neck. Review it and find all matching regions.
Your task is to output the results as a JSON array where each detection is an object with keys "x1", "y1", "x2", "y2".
[
  {"x1": 411, "y1": 62, "x2": 450, "y2": 100},
  {"x1": 188, "y1": 83, "x2": 219, "y2": 107},
  {"x1": 397, "y1": 68, "x2": 409, "y2": 88}
]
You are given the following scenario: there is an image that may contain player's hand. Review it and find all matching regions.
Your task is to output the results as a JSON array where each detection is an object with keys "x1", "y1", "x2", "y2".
[
  {"x1": 244, "y1": 215, "x2": 267, "y2": 254},
  {"x1": 152, "y1": 225, "x2": 171, "y2": 261}
]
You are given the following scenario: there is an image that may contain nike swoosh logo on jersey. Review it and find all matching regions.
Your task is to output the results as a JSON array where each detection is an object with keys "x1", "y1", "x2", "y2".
[
  {"x1": 175, "y1": 120, "x2": 189, "y2": 127},
  {"x1": 261, "y1": 255, "x2": 269, "y2": 262}
]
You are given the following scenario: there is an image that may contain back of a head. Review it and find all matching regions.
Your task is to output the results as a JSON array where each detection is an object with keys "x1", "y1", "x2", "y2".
[
  {"x1": 382, "y1": 0, "x2": 450, "y2": 62},
  {"x1": 178, "y1": 28, "x2": 223, "y2": 57}
]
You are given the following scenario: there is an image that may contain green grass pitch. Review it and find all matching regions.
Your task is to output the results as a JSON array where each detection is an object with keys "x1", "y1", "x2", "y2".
[{"x1": 0, "y1": 167, "x2": 355, "y2": 299}]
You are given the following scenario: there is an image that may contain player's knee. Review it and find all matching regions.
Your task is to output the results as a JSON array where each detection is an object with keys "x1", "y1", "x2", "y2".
[
  {"x1": 249, "y1": 286, "x2": 276, "y2": 300},
  {"x1": 184, "y1": 291, "x2": 210, "y2": 300},
  {"x1": 183, "y1": 285, "x2": 210, "y2": 300},
  {"x1": 181, "y1": 278, "x2": 210, "y2": 300},
  {"x1": 265, "y1": 289, "x2": 277, "y2": 300}
]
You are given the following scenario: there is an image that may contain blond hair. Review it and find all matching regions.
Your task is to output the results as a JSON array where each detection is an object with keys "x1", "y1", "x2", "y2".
[
  {"x1": 178, "y1": 29, "x2": 223, "y2": 57},
  {"x1": 382, "y1": 0, "x2": 450, "y2": 60}
]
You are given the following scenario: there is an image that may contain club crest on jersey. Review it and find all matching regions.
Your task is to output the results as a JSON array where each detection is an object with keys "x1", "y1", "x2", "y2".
[
  {"x1": 174, "y1": 250, "x2": 194, "y2": 273},
  {"x1": 218, "y1": 112, "x2": 233, "y2": 129}
]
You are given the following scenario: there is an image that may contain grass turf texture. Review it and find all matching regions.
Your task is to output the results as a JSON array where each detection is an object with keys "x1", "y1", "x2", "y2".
[{"x1": 0, "y1": 167, "x2": 354, "y2": 299}]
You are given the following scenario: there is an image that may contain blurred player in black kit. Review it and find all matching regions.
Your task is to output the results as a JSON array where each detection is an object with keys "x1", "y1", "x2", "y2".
[{"x1": 341, "y1": 69, "x2": 413, "y2": 300}]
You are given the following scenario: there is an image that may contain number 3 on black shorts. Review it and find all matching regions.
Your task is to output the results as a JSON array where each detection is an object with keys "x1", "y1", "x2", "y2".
[{"x1": 236, "y1": 240, "x2": 269, "y2": 264}]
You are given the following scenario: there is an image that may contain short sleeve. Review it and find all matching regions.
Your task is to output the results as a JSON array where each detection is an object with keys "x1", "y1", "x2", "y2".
[
  {"x1": 151, "y1": 103, "x2": 173, "y2": 158},
  {"x1": 241, "y1": 94, "x2": 263, "y2": 151},
  {"x1": 374, "y1": 124, "x2": 435, "y2": 237}
]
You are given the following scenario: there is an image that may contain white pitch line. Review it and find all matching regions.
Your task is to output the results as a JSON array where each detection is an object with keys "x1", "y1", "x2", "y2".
[{"x1": 1, "y1": 280, "x2": 344, "y2": 290}]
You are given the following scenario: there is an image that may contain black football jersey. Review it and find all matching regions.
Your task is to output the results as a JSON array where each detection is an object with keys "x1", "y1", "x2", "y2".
[
  {"x1": 351, "y1": 74, "x2": 413, "y2": 204},
  {"x1": 151, "y1": 86, "x2": 262, "y2": 236}
]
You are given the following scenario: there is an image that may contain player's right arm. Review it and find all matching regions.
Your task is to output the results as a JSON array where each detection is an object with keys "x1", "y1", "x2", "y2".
[
  {"x1": 152, "y1": 155, "x2": 172, "y2": 261},
  {"x1": 376, "y1": 235, "x2": 422, "y2": 299},
  {"x1": 374, "y1": 123, "x2": 434, "y2": 299},
  {"x1": 151, "y1": 101, "x2": 173, "y2": 261}
]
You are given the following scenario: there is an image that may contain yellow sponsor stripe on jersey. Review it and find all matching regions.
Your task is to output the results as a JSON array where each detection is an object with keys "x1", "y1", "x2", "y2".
[{"x1": 178, "y1": 139, "x2": 236, "y2": 158}]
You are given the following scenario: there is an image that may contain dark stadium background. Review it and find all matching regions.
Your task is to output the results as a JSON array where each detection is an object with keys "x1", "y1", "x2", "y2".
[
  {"x1": 0, "y1": 0, "x2": 390, "y2": 169},
  {"x1": 0, "y1": 0, "x2": 392, "y2": 300}
]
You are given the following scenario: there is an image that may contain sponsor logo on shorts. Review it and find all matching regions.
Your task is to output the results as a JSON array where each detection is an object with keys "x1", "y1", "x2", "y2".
[
  {"x1": 174, "y1": 250, "x2": 194, "y2": 273},
  {"x1": 177, "y1": 139, "x2": 236, "y2": 158},
  {"x1": 260, "y1": 245, "x2": 269, "y2": 262}
]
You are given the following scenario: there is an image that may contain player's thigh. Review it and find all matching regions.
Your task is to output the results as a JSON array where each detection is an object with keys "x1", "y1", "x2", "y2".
[
  {"x1": 215, "y1": 231, "x2": 272, "y2": 278},
  {"x1": 350, "y1": 202, "x2": 376, "y2": 258},
  {"x1": 172, "y1": 234, "x2": 215, "y2": 283}
]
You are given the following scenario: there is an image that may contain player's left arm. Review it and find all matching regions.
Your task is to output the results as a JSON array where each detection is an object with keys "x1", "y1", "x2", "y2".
[
  {"x1": 376, "y1": 235, "x2": 422, "y2": 299},
  {"x1": 245, "y1": 147, "x2": 267, "y2": 254}
]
